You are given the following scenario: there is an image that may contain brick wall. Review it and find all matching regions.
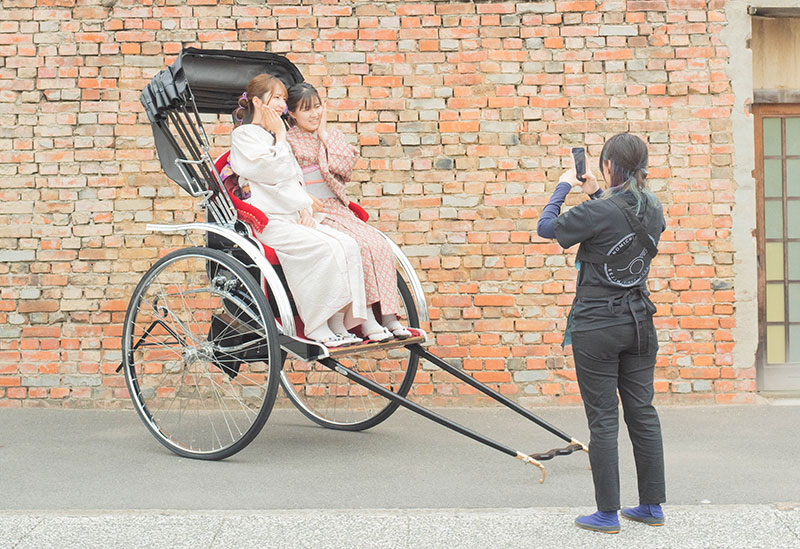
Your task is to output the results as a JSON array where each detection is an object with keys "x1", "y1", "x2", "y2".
[{"x1": 0, "y1": 0, "x2": 751, "y2": 408}]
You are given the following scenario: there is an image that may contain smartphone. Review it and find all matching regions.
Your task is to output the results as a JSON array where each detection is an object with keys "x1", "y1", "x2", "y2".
[{"x1": 571, "y1": 147, "x2": 586, "y2": 183}]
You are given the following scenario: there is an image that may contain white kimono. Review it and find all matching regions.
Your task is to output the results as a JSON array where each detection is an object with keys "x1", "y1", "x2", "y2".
[{"x1": 230, "y1": 124, "x2": 366, "y2": 334}]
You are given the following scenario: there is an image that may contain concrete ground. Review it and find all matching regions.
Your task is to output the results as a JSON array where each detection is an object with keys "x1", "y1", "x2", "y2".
[{"x1": 1, "y1": 402, "x2": 799, "y2": 547}]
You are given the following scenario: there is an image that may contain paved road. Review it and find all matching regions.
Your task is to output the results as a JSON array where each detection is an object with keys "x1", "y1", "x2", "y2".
[{"x1": 1, "y1": 403, "x2": 798, "y2": 546}]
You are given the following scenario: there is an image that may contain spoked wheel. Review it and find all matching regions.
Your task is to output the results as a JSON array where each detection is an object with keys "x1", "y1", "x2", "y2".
[
  {"x1": 122, "y1": 246, "x2": 280, "y2": 459},
  {"x1": 280, "y1": 274, "x2": 420, "y2": 431}
]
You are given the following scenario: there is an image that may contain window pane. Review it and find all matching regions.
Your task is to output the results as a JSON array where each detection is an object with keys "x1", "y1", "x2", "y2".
[
  {"x1": 789, "y1": 283, "x2": 800, "y2": 322},
  {"x1": 789, "y1": 159, "x2": 800, "y2": 198},
  {"x1": 766, "y1": 158, "x2": 784, "y2": 197},
  {"x1": 765, "y1": 200, "x2": 784, "y2": 239},
  {"x1": 787, "y1": 118, "x2": 800, "y2": 156},
  {"x1": 767, "y1": 283, "x2": 785, "y2": 322},
  {"x1": 767, "y1": 325, "x2": 786, "y2": 364},
  {"x1": 790, "y1": 242, "x2": 800, "y2": 280},
  {"x1": 763, "y1": 118, "x2": 782, "y2": 156},
  {"x1": 788, "y1": 200, "x2": 800, "y2": 238},
  {"x1": 766, "y1": 242, "x2": 784, "y2": 281},
  {"x1": 790, "y1": 325, "x2": 800, "y2": 363}
]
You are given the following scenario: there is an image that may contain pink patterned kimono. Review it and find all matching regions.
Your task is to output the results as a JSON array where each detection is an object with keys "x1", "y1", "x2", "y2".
[{"x1": 286, "y1": 126, "x2": 399, "y2": 315}]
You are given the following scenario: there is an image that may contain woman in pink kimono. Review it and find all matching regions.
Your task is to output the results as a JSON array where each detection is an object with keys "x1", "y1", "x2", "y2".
[{"x1": 285, "y1": 83, "x2": 410, "y2": 340}]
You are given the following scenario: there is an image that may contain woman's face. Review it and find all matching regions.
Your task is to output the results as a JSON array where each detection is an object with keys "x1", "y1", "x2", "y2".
[
  {"x1": 290, "y1": 96, "x2": 323, "y2": 132},
  {"x1": 254, "y1": 89, "x2": 287, "y2": 115}
]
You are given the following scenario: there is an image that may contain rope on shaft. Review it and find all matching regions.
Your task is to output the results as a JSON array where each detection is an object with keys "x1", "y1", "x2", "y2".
[{"x1": 529, "y1": 442, "x2": 586, "y2": 462}]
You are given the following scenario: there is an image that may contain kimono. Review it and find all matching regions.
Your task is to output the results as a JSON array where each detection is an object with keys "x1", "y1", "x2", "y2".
[
  {"x1": 286, "y1": 126, "x2": 399, "y2": 315},
  {"x1": 229, "y1": 124, "x2": 366, "y2": 334}
]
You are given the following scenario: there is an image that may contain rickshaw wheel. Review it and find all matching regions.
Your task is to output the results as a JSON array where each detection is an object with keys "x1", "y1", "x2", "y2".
[
  {"x1": 279, "y1": 274, "x2": 420, "y2": 431},
  {"x1": 122, "y1": 247, "x2": 280, "y2": 460}
]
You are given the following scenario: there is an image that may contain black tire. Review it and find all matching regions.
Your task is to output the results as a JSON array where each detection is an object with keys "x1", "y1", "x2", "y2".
[
  {"x1": 122, "y1": 247, "x2": 280, "y2": 460},
  {"x1": 279, "y1": 273, "x2": 420, "y2": 431}
]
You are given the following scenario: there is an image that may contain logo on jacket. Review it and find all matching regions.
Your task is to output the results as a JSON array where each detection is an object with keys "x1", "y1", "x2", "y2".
[{"x1": 604, "y1": 232, "x2": 656, "y2": 287}]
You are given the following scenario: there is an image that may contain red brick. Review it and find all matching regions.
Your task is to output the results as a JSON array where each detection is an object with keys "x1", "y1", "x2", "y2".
[{"x1": 0, "y1": 377, "x2": 21, "y2": 387}]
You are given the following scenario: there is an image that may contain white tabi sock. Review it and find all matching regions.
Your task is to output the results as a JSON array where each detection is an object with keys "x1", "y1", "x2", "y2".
[
  {"x1": 327, "y1": 312, "x2": 348, "y2": 335},
  {"x1": 361, "y1": 307, "x2": 385, "y2": 336},
  {"x1": 306, "y1": 322, "x2": 337, "y2": 343},
  {"x1": 381, "y1": 313, "x2": 404, "y2": 331}
]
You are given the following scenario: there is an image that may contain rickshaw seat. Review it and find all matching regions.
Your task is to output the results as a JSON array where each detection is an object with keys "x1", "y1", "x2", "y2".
[
  {"x1": 214, "y1": 151, "x2": 279, "y2": 264},
  {"x1": 212, "y1": 150, "x2": 371, "y2": 267},
  {"x1": 348, "y1": 201, "x2": 369, "y2": 222}
]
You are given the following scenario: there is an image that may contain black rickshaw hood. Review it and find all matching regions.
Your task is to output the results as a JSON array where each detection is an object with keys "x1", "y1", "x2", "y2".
[
  {"x1": 141, "y1": 47, "x2": 304, "y2": 122},
  {"x1": 139, "y1": 48, "x2": 304, "y2": 193}
]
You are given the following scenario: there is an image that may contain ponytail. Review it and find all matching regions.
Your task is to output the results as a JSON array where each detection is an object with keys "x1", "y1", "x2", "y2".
[{"x1": 599, "y1": 133, "x2": 655, "y2": 215}]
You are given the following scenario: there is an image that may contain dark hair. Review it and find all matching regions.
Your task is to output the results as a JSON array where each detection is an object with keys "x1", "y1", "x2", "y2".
[
  {"x1": 599, "y1": 133, "x2": 654, "y2": 214},
  {"x1": 287, "y1": 82, "x2": 321, "y2": 114},
  {"x1": 232, "y1": 73, "x2": 287, "y2": 125},
  {"x1": 599, "y1": 133, "x2": 649, "y2": 189}
]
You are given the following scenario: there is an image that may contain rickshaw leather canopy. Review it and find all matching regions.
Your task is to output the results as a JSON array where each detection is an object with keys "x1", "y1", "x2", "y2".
[
  {"x1": 140, "y1": 48, "x2": 304, "y2": 194},
  {"x1": 141, "y1": 47, "x2": 304, "y2": 122}
]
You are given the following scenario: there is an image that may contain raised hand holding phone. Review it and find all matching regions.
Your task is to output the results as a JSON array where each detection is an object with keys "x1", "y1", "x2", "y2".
[
  {"x1": 572, "y1": 147, "x2": 587, "y2": 183},
  {"x1": 569, "y1": 147, "x2": 599, "y2": 195}
]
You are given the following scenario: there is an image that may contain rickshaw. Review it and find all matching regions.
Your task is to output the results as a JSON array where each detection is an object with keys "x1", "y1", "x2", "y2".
[{"x1": 123, "y1": 48, "x2": 587, "y2": 482}]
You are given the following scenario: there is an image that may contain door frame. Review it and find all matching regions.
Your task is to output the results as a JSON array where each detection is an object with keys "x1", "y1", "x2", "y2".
[{"x1": 752, "y1": 103, "x2": 800, "y2": 392}]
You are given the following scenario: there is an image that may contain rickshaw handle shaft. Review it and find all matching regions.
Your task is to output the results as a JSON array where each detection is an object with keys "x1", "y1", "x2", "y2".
[
  {"x1": 319, "y1": 357, "x2": 519, "y2": 459},
  {"x1": 318, "y1": 356, "x2": 582, "y2": 483},
  {"x1": 407, "y1": 344, "x2": 581, "y2": 447}
]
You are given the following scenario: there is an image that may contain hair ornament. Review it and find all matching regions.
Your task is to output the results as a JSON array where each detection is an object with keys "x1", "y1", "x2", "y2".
[
  {"x1": 233, "y1": 106, "x2": 245, "y2": 124},
  {"x1": 233, "y1": 91, "x2": 250, "y2": 125}
]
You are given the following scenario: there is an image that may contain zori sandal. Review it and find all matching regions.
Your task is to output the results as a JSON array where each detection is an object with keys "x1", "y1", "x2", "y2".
[
  {"x1": 389, "y1": 326, "x2": 412, "y2": 339},
  {"x1": 364, "y1": 326, "x2": 393, "y2": 343},
  {"x1": 316, "y1": 334, "x2": 349, "y2": 348},
  {"x1": 333, "y1": 332, "x2": 363, "y2": 346}
]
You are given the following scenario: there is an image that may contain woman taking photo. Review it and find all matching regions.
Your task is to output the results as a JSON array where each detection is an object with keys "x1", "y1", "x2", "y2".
[{"x1": 537, "y1": 133, "x2": 666, "y2": 534}]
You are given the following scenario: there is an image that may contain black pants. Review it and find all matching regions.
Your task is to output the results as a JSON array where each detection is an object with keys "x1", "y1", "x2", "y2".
[{"x1": 571, "y1": 321, "x2": 666, "y2": 511}]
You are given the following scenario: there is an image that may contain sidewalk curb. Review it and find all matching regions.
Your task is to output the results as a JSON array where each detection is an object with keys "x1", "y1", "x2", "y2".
[{"x1": 3, "y1": 505, "x2": 800, "y2": 549}]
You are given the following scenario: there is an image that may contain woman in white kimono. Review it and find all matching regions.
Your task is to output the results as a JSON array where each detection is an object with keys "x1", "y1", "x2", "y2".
[{"x1": 229, "y1": 74, "x2": 366, "y2": 347}]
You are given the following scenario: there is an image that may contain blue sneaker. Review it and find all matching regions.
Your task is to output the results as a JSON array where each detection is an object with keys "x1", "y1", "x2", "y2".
[
  {"x1": 574, "y1": 510, "x2": 620, "y2": 534},
  {"x1": 621, "y1": 504, "x2": 665, "y2": 526}
]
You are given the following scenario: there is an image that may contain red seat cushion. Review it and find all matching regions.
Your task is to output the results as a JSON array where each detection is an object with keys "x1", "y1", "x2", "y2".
[{"x1": 348, "y1": 201, "x2": 369, "y2": 222}]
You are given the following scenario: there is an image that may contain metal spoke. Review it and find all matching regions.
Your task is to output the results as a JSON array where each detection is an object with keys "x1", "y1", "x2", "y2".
[
  {"x1": 123, "y1": 248, "x2": 278, "y2": 458},
  {"x1": 204, "y1": 366, "x2": 240, "y2": 444}
]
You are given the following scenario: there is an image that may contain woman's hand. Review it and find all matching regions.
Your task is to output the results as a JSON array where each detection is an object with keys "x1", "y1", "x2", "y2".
[
  {"x1": 561, "y1": 153, "x2": 600, "y2": 195},
  {"x1": 298, "y1": 208, "x2": 315, "y2": 227},
  {"x1": 559, "y1": 167, "x2": 580, "y2": 187},
  {"x1": 262, "y1": 106, "x2": 287, "y2": 141},
  {"x1": 317, "y1": 101, "x2": 328, "y2": 142},
  {"x1": 580, "y1": 166, "x2": 600, "y2": 195},
  {"x1": 310, "y1": 194, "x2": 324, "y2": 213}
]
